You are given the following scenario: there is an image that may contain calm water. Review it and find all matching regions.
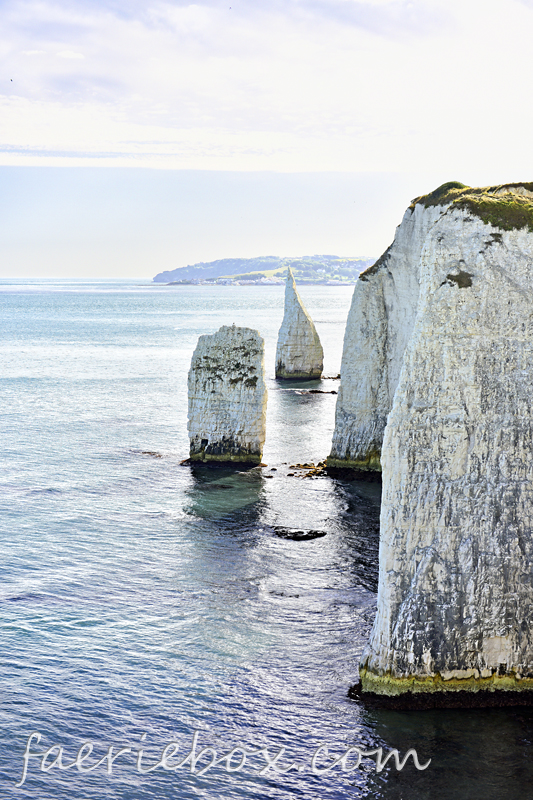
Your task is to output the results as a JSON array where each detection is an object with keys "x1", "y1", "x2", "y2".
[{"x1": 1, "y1": 279, "x2": 532, "y2": 800}]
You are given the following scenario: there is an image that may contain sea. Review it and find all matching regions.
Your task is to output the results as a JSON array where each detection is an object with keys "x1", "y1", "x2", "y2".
[{"x1": 1, "y1": 278, "x2": 532, "y2": 800}]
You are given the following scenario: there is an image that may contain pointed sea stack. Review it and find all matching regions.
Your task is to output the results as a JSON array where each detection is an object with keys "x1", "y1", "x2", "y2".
[
  {"x1": 355, "y1": 182, "x2": 533, "y2": 707},
  {"x1": 188, "y1": 325, "x2": 267, "y2": 464},
  {"x1": 275, "y1": 268, "x2": 323, "y2": 379}
]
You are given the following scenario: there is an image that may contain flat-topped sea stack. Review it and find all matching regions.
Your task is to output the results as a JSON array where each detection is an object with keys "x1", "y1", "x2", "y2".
[
  {"x1": 275, "y1": 268, "x2": 323, "y2": 379},
  {"x1": 354, "y1": 182, "x2": 533, "y2": 706},
  {"x1": 188, "y1": 325, "x2": 267, "y2": 464}
]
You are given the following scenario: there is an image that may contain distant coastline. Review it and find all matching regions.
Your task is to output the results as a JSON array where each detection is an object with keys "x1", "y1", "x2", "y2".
[{"x1": 153, "y1": 254, "x2": 376, "y2": 286}]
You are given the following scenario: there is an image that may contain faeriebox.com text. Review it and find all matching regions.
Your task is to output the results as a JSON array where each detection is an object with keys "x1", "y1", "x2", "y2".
[{"x1": 16, "y1": 730, "x2": 431, "y2": 787}]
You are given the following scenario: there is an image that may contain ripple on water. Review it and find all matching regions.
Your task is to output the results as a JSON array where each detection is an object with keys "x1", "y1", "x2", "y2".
[{"x1": 2, "y1": 282, "x2": 532, "y2": 800}]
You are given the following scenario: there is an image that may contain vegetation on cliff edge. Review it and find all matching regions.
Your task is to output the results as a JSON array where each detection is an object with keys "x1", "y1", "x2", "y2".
[
  {"x1": 358, "y1": 181, "x2": 533, "y2": 283},
  {"x1": 412, "y1": 181, "x2": 533, "y2": 232}
]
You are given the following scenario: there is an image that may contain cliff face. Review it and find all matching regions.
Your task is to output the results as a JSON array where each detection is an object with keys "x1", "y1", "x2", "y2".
[
  {"x1": 328, "y1": 202, "x2": 444, "y2": 470},
  {"x1": 188, "y1": 325, "x2": 267, "y2": 463},
  {"x1": 330, "y1": 181, "x2": 533, "y2": 473},
  {"x1": 275, "y1": 268, "x2": 324, "y2": 379},
  {"x1": 358, "y1": 183, "x2": 533, "y2": 700}
]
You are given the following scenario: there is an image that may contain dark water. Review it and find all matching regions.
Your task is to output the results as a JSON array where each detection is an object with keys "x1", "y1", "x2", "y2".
[{"x1": 1, "y1": 279, "x2": 532, "y2": 800}]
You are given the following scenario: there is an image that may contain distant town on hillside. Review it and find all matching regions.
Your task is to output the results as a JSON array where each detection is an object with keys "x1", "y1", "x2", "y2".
[{"x1": 153, "y1": 255, "x2": 376, "y2": 285}]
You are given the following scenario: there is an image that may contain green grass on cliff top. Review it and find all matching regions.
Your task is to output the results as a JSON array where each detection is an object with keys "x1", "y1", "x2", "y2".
[
  {"x1": 359, "y1": 181, "x2": 533, "y2": 282},
  {"x1": 411, "y1": 181, "x2": 533, "y2": 232}
]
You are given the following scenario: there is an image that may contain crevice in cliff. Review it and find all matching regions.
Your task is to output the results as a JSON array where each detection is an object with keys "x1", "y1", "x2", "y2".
[{"x1": 442, "y1": 270, "x2": 473, "y2": 288}]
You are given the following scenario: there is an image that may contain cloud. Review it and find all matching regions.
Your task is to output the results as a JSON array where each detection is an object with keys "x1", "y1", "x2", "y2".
[
  {"x1": 13, "y1": 0, "x2": 451, "y2": 38},
  {"x1": 0, "y1": 0, "x2": 532, "y2": 177},
  {"x1": 286, "y1": 0, "x2": 451, "y2": 38},
  {"x1": 56, "y1": 50, "x2": 84, "y2": 58}
]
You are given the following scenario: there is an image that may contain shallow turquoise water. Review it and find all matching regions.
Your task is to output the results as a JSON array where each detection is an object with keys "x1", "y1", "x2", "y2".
[{"x1": 1, "y1": 279, "x2": 532, "y2": 800}]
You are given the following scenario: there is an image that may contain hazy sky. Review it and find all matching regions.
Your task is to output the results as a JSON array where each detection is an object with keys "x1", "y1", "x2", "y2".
[{"x1": 1, "y1": 0, "x2": 533, "y2": 277}]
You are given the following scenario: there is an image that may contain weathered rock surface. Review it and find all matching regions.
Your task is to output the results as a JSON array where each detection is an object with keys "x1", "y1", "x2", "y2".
[
  {"x1": 188, "y1": 325, "x2": 267, "y2": 463},
  {"x1": 275, "y1": 268, "x2": 323, "y2": 379},
  {"x1": 358, "y1": 182, "x2": 533, "y2": 701},
  {"x1": 328, "y1": 203, "x2": 443, "y2": 470}
]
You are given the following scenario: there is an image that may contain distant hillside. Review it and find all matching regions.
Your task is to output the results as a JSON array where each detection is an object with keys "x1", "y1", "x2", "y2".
[{"x1": 153, "y1": 255, "x2": 375, "y2": 285}]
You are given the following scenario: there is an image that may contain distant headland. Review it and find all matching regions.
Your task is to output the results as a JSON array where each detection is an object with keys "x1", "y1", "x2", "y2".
[{"x1": 152, "y1": 255, "x2": 375, "y2": 286}]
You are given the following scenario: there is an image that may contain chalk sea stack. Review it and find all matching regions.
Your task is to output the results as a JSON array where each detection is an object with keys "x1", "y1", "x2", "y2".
[
  {"x1": 188, "y1": 325, "x2": 267, "y2": 464},
  {"x1": 353, "y1": 182, "x2": 533, "y2": 706},
  {"x1": 275, "y1": 268, "x2": 324, "y2": 379}
]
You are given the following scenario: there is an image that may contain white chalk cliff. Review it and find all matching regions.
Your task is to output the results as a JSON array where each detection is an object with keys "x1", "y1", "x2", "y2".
[
  {"x1": 188, "y1": 325, "x2": 267, "y2": 463},
  {"x1": 275, "y1": 268, "x2": 323, "y2": 379},
  {"x1": 356, "y1": 182, "x2": 533, "y2": 701},
  {"x1": 328, "y1": 202, "x2": 444, "y2": 469}
]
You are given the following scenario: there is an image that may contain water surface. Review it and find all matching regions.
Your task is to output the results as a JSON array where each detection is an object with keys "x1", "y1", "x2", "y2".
[{"x1": 1, "y1": 279, "x2": 532, "y2": 800}]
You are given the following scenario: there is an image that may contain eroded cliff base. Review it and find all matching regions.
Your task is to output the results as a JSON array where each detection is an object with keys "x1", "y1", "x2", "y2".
[
  {"x1": 349, "y1": 681, "x2": 533, "y2": 709},
  {"x1": 324, "y1": 465, "x2": 382, "y2": 482},
  {"x1": 188, "y1": 435, "x2": 264, "y2": 464},
  {"x1": 183, "y1": 454, "x2": 263, "y2": 467},
  {"x1": 350, "y1": 668, "x2": 533, "y2": 709},
  {"x1": 275, "y1": 369, "x2": 322, "y2": 380},
  {"x1": 326, "y1": 451, "x2": 382, "y2": 472}
]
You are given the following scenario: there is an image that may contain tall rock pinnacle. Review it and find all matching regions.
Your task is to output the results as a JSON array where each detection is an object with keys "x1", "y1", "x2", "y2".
[
  {"x1": 275, "y1": 268, "x2": 324, "y2": 379},
  {"x1": 188, "y1": 325, "x2": 267, "y2": 463}
]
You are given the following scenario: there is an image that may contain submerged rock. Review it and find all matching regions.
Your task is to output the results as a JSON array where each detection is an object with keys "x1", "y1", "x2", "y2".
[
  {"x1": 273, "y1": 526, "x2": 327, "y2": 541},
  {"x1": 357, "y1": 182, "x2": 533, "y2": 704},
  {"x1": 275, "y1": 268, "x2": 323, "y2": 379},
  {"x1": 188, "y1": 325, "x2": 267, "y2": 463}
]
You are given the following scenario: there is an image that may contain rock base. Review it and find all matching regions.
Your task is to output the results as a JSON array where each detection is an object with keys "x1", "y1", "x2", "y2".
[
  {"x1": 326, "y1": 452, "x2": 382, "y2": 472},
  {"x1": 189, "y1": 451, "x2": 262, "y2": 464},
  {"x1": 324, "y1": 465, "x2": 383, "y2": 482},
  {"x1": 349, "y1": 680, "x2": 533, "y2": 709},
  {"x1": 351, "y1": 666, "x2": 533, "y2": 709},
  {"x1": 275, "y1": 369, "x2": 322, "y2": 380}
]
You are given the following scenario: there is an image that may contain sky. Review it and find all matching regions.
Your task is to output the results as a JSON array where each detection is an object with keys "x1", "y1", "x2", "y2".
[{"x1": 1, "y1": 0, "x2": 533, "y2": 277}]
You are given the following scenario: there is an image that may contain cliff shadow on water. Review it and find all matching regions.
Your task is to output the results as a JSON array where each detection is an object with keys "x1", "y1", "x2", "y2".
[
  {"x1": 328, "y1": 474, "x2": 381, "y2": 594},
  {"x1": 356, "y1": 705, "x2": 533, "y2": 800},
  {"x1": 181, "y1": 462, "x2": 267, "y2": 522}
]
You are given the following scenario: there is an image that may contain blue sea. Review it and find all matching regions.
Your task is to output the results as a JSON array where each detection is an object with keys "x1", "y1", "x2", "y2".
[{"x1": 1, "y1": 279, "x2": 532, "y2": 800}]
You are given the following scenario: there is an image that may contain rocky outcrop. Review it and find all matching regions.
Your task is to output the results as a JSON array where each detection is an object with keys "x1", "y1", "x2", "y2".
[
  {"x1": 357, "y1": 182, "x2": 533, "y2": 703},
  {"x1": 275, "y1": 268, "x2": 323, "y2": 379},
  {"x1": 188, "y1": 325, "x2": 267, "y2": 463}
]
